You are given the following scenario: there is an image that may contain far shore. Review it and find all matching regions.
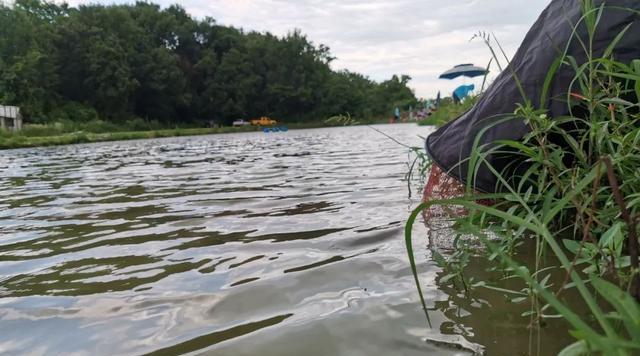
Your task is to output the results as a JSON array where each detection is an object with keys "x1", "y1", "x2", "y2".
[{"x1": 0, "y1": 120, "x2": 401, "y2": 150}]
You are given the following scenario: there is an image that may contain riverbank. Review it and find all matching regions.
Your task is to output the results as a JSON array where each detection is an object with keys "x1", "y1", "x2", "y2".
[
  {"x1": 0, "y1": 120, "x2": 390, "y2": 150},
  {"x1": 0, "y1": 126, "x2": 257, "y2": 149}
]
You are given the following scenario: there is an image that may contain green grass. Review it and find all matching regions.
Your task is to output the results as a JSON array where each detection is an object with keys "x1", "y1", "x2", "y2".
[
  {"x1": 0, "y1": 117, "x2": 396, "y2": 150},
  {"x1": 405, "y1": 2, "x2": 640, "y2": 354},
  {"x1": 417, "y1": 96, "x2": 478, "y2": 127},
  {"x1": 0, "y1": 126, "x2": 259, "y2": 149}
]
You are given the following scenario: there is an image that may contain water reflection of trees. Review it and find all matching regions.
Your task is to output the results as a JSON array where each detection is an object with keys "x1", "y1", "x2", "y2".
[{"x1": 0, "y1": 255, "x2": 211, "y2": 297}]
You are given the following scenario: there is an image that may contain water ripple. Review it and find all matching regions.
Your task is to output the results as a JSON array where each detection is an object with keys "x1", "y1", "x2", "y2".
[{"x1": 0, "y1": 125, "x2": 488, "y2": 355}]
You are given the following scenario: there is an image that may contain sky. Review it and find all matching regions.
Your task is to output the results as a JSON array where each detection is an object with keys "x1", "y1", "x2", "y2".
[{"x1": 65, "y1": 0, "x2": 552, "y2": 99}]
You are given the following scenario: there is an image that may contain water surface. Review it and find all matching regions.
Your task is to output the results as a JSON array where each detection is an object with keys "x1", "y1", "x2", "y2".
[{"x1": 0, "y1": 124, "x2": 572, "y2": 355}]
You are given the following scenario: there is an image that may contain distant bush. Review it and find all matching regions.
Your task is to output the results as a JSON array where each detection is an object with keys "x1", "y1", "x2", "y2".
[
  {"x1": 21, "y1": 123, "x2": 66, "y2": 137},
  {"x1": 79, "y1": 119, "x2": 120, "y2": 133},
  {"x1": 50, "y1": 102, "x2": 100, "y2": 123},
  {"x1": 124, "y1": 118, "x2": 165, "y2": 131},
  {"x1": 418, "y1": 96, "x2": 478, "y2": 127}
]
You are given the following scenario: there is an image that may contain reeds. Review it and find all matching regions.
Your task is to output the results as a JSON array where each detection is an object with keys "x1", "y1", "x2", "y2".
[{"x1": 405, "y1": 2, "x2": 640, "y2": 354}]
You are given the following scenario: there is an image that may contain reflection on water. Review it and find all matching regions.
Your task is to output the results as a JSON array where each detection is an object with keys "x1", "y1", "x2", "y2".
[
  {"x1": 0, "y1": 124, "x2": 571, "y2": 355},
  {"x1": 425, "y1": 222, "x2": 581, "y2": 356}
]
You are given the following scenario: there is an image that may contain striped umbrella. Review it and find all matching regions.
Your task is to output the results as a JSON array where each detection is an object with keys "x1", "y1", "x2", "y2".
[{"x1": 439, "y1": 63, "x2": 488, "y2": 79}]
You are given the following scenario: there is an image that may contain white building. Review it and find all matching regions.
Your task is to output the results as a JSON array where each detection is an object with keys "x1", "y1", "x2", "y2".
[{"x1": 0, "y1": 106, "x2": 23, "y2": 131}]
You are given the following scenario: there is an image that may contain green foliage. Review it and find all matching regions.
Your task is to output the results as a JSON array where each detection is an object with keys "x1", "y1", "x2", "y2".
[
  {"x1": 0, "y1": 0, "x2": 417, "y2": 128},
  {"x1": 0, "y1": 125, "x2": 258, "y2": 149},
  {"x1": 418, "y1": 96, "x2": 478, "y2": 127},
  {"x1": 49, "y1": 102, "x2": 99, "y2": 123},
  {"x1": 406, "y1": 2, "x2": 640, "y2": 354}
]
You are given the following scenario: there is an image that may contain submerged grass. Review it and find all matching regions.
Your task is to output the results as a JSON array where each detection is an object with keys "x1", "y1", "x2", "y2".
[{"x1": 406, "y1": 2, "x2": 640, "y2": 354}]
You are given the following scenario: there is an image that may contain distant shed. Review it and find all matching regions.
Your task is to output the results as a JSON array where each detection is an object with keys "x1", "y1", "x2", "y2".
[{"x1": 0, "y1": 106, "x2": 23, "y2": 131}]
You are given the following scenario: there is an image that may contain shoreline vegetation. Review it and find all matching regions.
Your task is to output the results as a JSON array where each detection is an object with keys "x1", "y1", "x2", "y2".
[
  {"x1": 407, "y1": 2, "x2": 640, "y2": 355},
  {"x1": 0, "y1": 126, "x2": 255, "y2": 150},
  {"x1": 417, "y1": 96, "x2": 478, "y2": 127},
  {"x1": 0, "y1": 0, "x2": 417, "y2": 134},
  {"x1": 0, "y1": 119, "x2": 394, "y2": 150}
]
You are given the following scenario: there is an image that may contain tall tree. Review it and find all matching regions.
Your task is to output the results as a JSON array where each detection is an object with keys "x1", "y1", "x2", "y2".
[{"x1": 0, "y1": 0, "x2": 418, "y2": 126}]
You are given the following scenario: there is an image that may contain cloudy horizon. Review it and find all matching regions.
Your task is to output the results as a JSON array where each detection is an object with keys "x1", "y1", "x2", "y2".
[{"x1": 64, "y1": 0, "x2": 552, "y2": 99}]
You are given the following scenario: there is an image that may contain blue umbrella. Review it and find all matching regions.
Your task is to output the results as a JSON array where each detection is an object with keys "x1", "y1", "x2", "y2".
[{"x1": 439, "y1": 63, "x2": 488, "y2": 79}]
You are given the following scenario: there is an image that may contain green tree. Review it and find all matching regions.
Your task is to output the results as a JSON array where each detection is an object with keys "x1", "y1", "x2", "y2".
[{"x1": 0, "y1": 0, "x2": 418, "y2": 127}]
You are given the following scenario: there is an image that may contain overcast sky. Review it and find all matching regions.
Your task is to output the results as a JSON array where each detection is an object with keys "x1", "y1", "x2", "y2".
[{"x1": 67, "y1": 0, "x2": 552, "y2": 98}]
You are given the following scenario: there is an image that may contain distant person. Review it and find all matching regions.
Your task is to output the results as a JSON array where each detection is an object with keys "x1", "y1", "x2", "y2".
[
  {"x1": 394, "y1": 107, "x2": 400, "y2": 122},
  {"x1": 452, "y1": 84, "x2": 475, "y2": 104},
  {"x1": 452, "y1": 92, "x2": 460, "y2": 104},
  {"x1": 428, "y1": 103, "x2": 436, "y2": 116}
]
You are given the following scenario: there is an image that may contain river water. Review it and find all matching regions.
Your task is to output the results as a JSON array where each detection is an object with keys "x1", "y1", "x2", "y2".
[{"x1": 0, "y1": 124, "x2": 572, "y2": 355}]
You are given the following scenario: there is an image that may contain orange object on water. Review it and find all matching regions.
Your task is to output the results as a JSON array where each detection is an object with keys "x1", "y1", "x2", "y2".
[{"x1": 250, "y1": 117, "x2": 277, "y2": 126}]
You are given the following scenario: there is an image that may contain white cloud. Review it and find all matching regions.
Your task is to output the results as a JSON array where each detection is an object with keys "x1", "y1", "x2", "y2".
[{"x1": 65, "y1": 0, "x2": 552, "y2": 98}]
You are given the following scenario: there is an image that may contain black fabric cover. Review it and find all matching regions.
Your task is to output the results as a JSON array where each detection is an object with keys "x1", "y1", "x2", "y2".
[{"x1": 425, "y1": 0, "x2": 640, "y2": 193}]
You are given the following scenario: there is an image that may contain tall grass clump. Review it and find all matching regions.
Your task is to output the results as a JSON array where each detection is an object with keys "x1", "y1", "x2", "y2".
[{"x1": 406, "y1": 2, "x2": 640, "y2": 355}]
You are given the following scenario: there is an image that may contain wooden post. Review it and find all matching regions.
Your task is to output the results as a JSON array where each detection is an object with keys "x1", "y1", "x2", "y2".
[
  {"x1": 16, "y1": 109, "x2": 22, "y2": 131},
  {"x1": 14, "y1": 114, "x2": 22, "y2": 131}
]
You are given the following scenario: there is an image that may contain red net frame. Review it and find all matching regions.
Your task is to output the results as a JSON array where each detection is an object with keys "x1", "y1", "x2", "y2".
[{"x1": 422, "y1": 165, "x2": 493, "y2": 219}]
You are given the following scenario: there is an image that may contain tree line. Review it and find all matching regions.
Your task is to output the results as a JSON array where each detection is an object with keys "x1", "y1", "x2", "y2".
[{"x1": 0, "y1": 0, "x2": 418, "y2": 127}]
